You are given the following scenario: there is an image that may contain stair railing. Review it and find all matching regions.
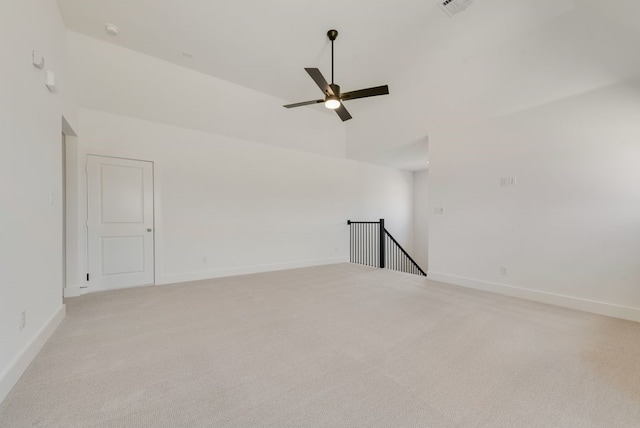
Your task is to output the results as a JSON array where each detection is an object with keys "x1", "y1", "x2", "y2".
[{"x1": 347, "y1": 219, "x2": 426, "y2": 276}]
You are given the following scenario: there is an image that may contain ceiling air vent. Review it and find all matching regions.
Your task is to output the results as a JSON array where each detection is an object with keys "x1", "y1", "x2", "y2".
[{"x1": 438, "y1": 0, "x2": 473, "y2": 17}]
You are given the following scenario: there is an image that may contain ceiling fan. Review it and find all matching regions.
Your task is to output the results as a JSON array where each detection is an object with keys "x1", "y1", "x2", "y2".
[{"x1": 283, "y1": 29, "x2": 390, "y2": 122}]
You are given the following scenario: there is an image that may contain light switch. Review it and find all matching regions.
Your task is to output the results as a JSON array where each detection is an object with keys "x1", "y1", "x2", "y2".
[
  {"x1": 45, "y1": 70, "x2": 57, "y2": 92},
  {"x1": 32, "y1": 50, "x2": 44, "y2": 69}
]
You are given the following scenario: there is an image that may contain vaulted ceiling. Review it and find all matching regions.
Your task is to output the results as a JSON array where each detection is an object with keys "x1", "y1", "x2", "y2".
[{"x1": 57, "y1": 0, "x2": 640, "y2": 169}]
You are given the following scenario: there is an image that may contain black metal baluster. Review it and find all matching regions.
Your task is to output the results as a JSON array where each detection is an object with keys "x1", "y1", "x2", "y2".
[
  {"x1": 355, "y1": 223, "x2": 359, "y2": 264},
  {"x1": 391, "y1": 240, "x2": 394, "y2": 270},
  {"x1": 373, "y1": 223, "x2": 375, "y2": 267},
  {"x1": 369, "y1": 224, "x2": 372, "y2": 267},
  {"x1": 349, "y1": 223, "x2": 352, "y2": 263},
  {"x1": 391, "y1": 238, "x2": 394, "y2": 270},
  {"x1": 361, "y1": 224, "x2": 364, "y2": 266},
  {"x1": 364, "y1": 224, "x2": 371, "y2": 266},
  {"x1": 349, "y1": 224, "x2": 357, "y2": 263},
  {"x1": 366, "y1": 224, "x2": 369, "y2": 266},
  {"x1": 358, "y1": 223, "x2": 361, "y2": 265},
  {"x1": 385, "y1": 234, "x2": 388, "y2": 270},
  {"x1": 360, "y1": 223, "x2": 363, "y2": 265},
  {"x1": 362, "y1": 224, "x2": 367, "y2": 265},
  {"x1": 368, "y1": 224, "x2": 372, "y2": 266},
  {"x1": 374, "y1": 224, "x2": 377, "y2": 267}
]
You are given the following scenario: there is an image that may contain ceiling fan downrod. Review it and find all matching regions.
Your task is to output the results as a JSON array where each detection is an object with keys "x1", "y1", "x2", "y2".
[{"x1": 328, "y1": 29, "x2": 338, "y2": 84}]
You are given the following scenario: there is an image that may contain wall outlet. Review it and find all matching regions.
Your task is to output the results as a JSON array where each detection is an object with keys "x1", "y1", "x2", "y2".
[
  {"x1": 434, "y1": 207, "x2": 445, "y2": 215},
  {"x1": 500, "y1": 266, "x2": 508, "y2": 276},
  {"x1": 20, "y1": 310, "x2": 26, "y2": 331}
]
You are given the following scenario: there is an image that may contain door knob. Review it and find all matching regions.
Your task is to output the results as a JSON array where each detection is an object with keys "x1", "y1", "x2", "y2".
[{"x1": 147, "y1": 228, "x2": 153, "y2": 232}]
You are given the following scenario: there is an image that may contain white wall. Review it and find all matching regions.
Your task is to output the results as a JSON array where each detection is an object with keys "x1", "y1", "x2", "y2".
[
  {"x1": 413, "y1": 170, "x2": 429, "y2": 269},
  {"x1": 66, "y1": 108, "x2": 413, "y2": 293},
  {"x1": 64, "y1": 32, "x2": 414, "y2": 294},
  {"x1": 428, "y1": 77, "x2": 640, "y2": 322},
  {"x1": 345, "y1": 2, "x2": 640, "y2": 163},
  {"x1": 0, "y1": 0, "x2": 77, "y2": 403}
]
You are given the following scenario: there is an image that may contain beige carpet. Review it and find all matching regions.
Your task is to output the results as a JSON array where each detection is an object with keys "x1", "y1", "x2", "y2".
[{"x1": 1, "y1": 264, "x2": 639, "y2": 427}]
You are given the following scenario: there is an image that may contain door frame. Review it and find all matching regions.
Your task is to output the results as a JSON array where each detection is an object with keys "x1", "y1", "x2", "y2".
[
  {"x1": 64, "y1": 147, "x2": 163, "y2": 297},
  {"x1": 61, "y1": 132, "x2": 66, "y2": 295}
]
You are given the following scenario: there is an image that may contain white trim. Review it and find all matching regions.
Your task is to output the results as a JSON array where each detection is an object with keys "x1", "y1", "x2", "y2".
[
  {"x1": 0, "y1": 305, "x2": 66, "y2": 404},
  {"x1": 427, "y1": 271, "x2": 640, "y2": 323},
  {"x1": 79, "y1": 282, "x2": 155, "y2": 294},
  {"x1": 73, "y1": 149, "x2": 159, "y2": 293},
  {"x1": 63, "y1": 286, "x2": 82, "y2": 298},
  {"x1": 157, "y1": 257, "x2": 349, "y2": 286}
]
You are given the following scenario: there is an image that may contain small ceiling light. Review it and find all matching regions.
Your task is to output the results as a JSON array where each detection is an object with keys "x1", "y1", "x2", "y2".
[
  {"x1": 325, "y1": 97, "x2": 340, "y2": 110},
  {"x1": 105, "y1": 23, "x2": 120, "y2": 36}
]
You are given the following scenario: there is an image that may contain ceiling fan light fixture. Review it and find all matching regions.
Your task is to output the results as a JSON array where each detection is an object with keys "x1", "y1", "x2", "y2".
[{"x1": 325, "y1": 97, "x2": 341, "y2": 109}]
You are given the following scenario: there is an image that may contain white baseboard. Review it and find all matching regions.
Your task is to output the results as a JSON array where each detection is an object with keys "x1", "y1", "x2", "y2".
[
  {"x1": 427, "y1": 271, "x2": 640, "y2": 323},
  {"x1": 0, "y1": 305, "x2": 66, "y2": 404},
  {"x1": 63, "y1": 286, "x2": 82, "y2": 298},
  {"x1": 157, "y1": 257, "x2": 350, "y2": 285}
]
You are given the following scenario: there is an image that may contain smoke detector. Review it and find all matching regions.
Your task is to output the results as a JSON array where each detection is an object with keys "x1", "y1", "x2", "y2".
[{"x1": 438, "y1": 0, "x2": 473, "y2": 17}]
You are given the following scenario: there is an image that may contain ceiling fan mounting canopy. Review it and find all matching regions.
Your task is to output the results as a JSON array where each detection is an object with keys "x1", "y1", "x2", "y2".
[{"x1": 283, "y1": 28, "x2": 389, "y2": 121}]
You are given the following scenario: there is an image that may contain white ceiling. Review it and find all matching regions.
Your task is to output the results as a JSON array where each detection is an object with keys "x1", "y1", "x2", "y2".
[
  {"x1": 57, "y1": 0, "x2": 441, "y2": 105},
  {"x1": 57, "y1": 0, "x2": 640, "y2": 169}
]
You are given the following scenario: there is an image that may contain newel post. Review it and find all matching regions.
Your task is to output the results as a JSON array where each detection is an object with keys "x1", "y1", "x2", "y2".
[{"x1": 379, "y1": 218, "x2": 385, "y2": 269}]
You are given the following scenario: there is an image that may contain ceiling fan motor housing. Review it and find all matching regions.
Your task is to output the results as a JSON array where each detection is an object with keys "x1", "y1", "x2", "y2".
[{"x1": 327, "y1": 83, "x2": 340, "y2": 98}]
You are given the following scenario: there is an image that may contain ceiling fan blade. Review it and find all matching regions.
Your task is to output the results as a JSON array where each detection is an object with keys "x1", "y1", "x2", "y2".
[
  {"x1": 335, "y1": 103, "x2": 352, "y2": 121},
  {"x1": 341, "y1": 85, "x2": 389, "y2": 102},
  {"x1": 305, "y1": 68, "x2": 334, "y2": 96},
  {"x1": 283, "y1": 99, "x2": 324, "y2": 108}
]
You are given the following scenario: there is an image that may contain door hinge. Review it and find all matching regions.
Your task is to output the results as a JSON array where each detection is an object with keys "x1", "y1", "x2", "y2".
[{"x1": 86, "y1": 273, "x2": 90, "y2": 281}]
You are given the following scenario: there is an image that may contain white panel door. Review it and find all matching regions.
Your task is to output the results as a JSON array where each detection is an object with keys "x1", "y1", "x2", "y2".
[{"x1": 87, "y1": 155, "x2": 154, "y2": 290}]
